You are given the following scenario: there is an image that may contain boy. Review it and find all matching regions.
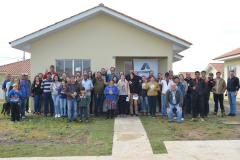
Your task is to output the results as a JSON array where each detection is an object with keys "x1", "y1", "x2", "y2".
[
  {"x1": 79, "y1": 87, "x2": 90, "y2": 122},
  {"x1": 8, "y1": 84, "x2": 22, "y2": 122}
]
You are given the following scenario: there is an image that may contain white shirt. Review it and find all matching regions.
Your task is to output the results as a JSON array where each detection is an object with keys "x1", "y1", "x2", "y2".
[
  {"x1": 82, "y1": 79, "x2": 93, "y2": 96},
  {"x1": 160, "y1": 79, "x2": 173, "y2": 94}
]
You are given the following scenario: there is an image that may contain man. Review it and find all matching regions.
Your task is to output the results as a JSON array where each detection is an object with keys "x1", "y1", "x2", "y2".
[
  {"x1": 93, "y1": 71, "x2": 105, "y2": 116},
  {"x1": 43, "y1": 65, "x2": 58, "y2": 79},
  {"x1": 184, "y1": 73, "x2": 193, "y2": 114},
  {"x1": 107, "y1": 67, "x2": 119, "y2": 82},
  {"x1": 166, "y1": 83, "x2": 183, "y2": 123},
  {"x1": 212, "y1": 72, "x2": 226, "y2": 116},
  {"x1": 226, "y1": 70, "x2": 239, "y2": 116},
  {"x1": 81, "y1": 73, "x2": 93, "y2": 116},
  {"x1": 19, "y1": 73, "x2": 30, "y2": 118},
  {"x1": 2, "y1": 74, "x2": 11, "y2": 102},
  {"x1": 201, "y1": 71, "x2": 215, "y2": 117},
  {"x1": 100, "y1": 68, "x2": 107, "y2": 84},
  {"x1": 160, "y1": 72, "x2": 173, "y2": 117},
  {"x1": 190, "y1": 71, "x2": 206, "y2": 121},
  {"x1": 41, "y1": 72, "x2": 54, "y2": 116}
]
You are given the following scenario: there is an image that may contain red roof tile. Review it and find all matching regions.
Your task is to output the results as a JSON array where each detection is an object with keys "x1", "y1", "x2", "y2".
[
  {"x1": 213, "y1": 48, "x2": 240, "y2": 60},
  {"x1": 0, "y1": 59, "x2": 30, "y2": 76},
  {"x1": 209, "y1": 63, "x2": 224, "y2": 73}
]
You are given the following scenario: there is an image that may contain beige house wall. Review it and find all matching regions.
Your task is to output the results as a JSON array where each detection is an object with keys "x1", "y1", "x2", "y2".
[
  {"x1": 29, "y1": 13, "x2": 174, "y2": 78},
  {"x1": 224, "y1": 57, "x2": 240, "y2": 81}
]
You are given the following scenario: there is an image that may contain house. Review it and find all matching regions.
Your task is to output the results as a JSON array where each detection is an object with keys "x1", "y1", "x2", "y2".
[
  {"x1": 0, "y1": 59, "x2": 30, "y2": 99},
  {"x1": 205, "y1": 63, "x2": 224, "y2": 76},
  {"x1": 213, "y1": 48, "x2": 240, "y2": 80},
  {"x1": 9, "y1": 3, "x2": 191, "y2": 78}
]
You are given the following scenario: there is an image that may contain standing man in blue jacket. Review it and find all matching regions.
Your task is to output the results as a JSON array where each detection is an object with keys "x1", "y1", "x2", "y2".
[{"x1": 19, "y1": 73, "x2": 30, "y2": 119}]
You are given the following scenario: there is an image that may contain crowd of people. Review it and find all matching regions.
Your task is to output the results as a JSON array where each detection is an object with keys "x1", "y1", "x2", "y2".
[{"x1": 2, "y1": 64, "x2": 240, "y2": 123}]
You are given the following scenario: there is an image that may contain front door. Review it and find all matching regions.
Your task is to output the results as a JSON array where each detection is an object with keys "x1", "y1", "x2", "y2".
[{"x1": 124, "y1": 61, "x2": 133, "y2": 75}]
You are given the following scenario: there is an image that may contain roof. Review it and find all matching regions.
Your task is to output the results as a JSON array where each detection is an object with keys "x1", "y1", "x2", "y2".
[
  {"x1": 0, "y1": 59, "x2": 30, "y2": 76},
  {"x1": 208, "y1": 63, "x2": 224, "y2": 73},
  {"x1": 213, "y1": 48, "x2": 240, "y2": 61},
  {"x1": 9, "y1": 3, "x2": 192, "y2": 57}
]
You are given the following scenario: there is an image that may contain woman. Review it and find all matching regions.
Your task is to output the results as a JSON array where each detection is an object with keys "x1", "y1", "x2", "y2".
[
  {"x1": 128, "y1": 72, "x2": 141, "y2": 116},
  {"x1": 140, "y1": 76, "x2": 149, "y2": 115},
  {"x1": 146, "y1": 76, "x2": 160, "y2": 117},
  {"x1": 104, "y1": 80, "x2": 119, "y2": 119},
  {"x1": 31, "y1": 75, "x2": 42, "y2": 115},
  {"x1": 51, "y1": 75, "x2": 61, "y2": 118},
  {"x1": 117, "y1": 74, "x2": 130, "y2": 117}
]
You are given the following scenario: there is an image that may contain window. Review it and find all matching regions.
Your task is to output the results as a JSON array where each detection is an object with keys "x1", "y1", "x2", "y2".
[
  {"x1": 56, "y1": 59, "x2": 91, "y2": 76},
  {"x1": 227, "y1": 65, "x2": 237, "y2": 77}
]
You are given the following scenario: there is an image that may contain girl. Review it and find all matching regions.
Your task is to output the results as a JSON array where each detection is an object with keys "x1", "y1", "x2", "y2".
[
  {"x1": 51, "y1": 75, "x2": 61, "y2": 118},
  {"x1": 31, "y1": 75, "x2": 42, "y2": 115},
  {"x1": 59, "y1": 81, "x2": 67, "y2": 117},
  {"x1": 104, "y1": 80, "x2": 119, "y2": 119},
  {"x1": 146, "y1": 76, "x2": 160, "y2": 118}
]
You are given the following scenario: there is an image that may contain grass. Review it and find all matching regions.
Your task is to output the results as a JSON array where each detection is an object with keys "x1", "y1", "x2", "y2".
[
  {"x1": 141, "y1": 97, "x2": 240, "y2": 154},
  {"x1": 0, "y1": 103, "x2": 114, "y2": 157}
]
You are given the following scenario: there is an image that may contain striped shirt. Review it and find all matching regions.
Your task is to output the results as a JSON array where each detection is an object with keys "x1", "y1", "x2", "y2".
[{"x1": 41, "y1": 79, "x2": 52, "y2": 93}]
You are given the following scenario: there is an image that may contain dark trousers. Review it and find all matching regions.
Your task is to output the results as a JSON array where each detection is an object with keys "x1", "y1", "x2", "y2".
[
  {"x1": 213, "y1": 93, "x2": 225, "y2": 113},
  {"x1": 94, "y1": 94, "x2": 104, "y2": 116},
  {"x1": 43, "y1": 92, "x2": 54, "y2": 116},
  {"x1": 26, "y1": 97, "x2": 29, "y2": 112},
  {"x1": 203, "y1": 92, "x2": 210, "y2": 116},
  {"x1": 89, "y1": 91, "x2": 94, "y2": 114},
  {"x1": 186, "y1": 93, "x2": 192, "y2": 114},
  {"x1": 192, "y1": 94, "x2": 205, "y2": 118},
  {"x1": 107, "y1": 109, "x2": 115, "y2": 118},
  {"x1": 80, "y1": 107, "x2": 88, "y2": 120},
  {"x1": 34, "y1": 95, "x2": 42, "y2": 113},
  {"x1": 157, "y1": 93, "x2": 161, "y2": 113},
  {"x1": 118, "y1": 95, "x2": 128, "y2": 115},
  {"x1": 148, "y1": 96, "x2": 157, "y2": 117},
  {"x1": 10, "y1": 102, "x2": 20, "y2": 122}
]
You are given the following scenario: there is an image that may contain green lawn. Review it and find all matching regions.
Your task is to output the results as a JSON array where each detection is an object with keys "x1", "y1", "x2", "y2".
[
  {"x1": 141, "y1": 98, "x2": 240, "y2": 154},
  {"x1": 0, "y1": 104, "x2": 114, "y2": 157}
]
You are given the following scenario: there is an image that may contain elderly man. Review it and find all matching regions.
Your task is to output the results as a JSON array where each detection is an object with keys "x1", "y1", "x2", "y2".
[{"x1": 166, "y1": 83, "x2": 183, "y2": 123}]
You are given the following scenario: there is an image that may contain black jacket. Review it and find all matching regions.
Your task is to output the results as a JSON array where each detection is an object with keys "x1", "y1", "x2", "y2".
[
  {"x1": 129, "y1": 76, "x2": 141, "y2": 94},
  {"x1": 227, "y1": 76, "x2": 240, "y2": 92},
  {"x1": 190, "y1": 78, "x2": 206, "y2": 96}
]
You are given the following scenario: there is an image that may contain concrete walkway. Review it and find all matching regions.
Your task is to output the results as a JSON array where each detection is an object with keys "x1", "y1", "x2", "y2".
[{"x1": 1, "y1": 117, "x2": 240, "y2": 160}]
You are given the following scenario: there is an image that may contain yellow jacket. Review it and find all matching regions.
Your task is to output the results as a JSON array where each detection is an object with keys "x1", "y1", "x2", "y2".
[{"x1": 145, "y1": 82, "x2": 160, "y2": 96}]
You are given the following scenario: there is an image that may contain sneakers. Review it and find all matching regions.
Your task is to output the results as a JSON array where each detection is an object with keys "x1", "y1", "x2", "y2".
[{"x1": 200, "y1": 118, "x2": 205, "y2": 122}]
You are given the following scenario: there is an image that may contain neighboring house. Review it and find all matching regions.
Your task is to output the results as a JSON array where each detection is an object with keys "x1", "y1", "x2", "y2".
[
  {"x1": 0, "y1": 59, "x2": 31, "y2": 100},
  {"x1": 205, "y1": 63, "x2": 224, "y2": 76},
  {"x1": 213, "y1": 48, "x2": 240, "y2": 81},
  {"x1": 9, "y1": 3, "x2": 191, "y2": 79}
]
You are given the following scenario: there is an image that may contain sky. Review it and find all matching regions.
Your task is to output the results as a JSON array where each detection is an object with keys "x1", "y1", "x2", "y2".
[{"x1": 0, "y1": 0, "x2": 240, "y2": 73}]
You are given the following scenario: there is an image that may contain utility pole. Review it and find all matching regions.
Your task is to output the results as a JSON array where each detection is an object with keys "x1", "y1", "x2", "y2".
[{"x1": 23, "y1": 51, "x2": 25, "y2": 60}]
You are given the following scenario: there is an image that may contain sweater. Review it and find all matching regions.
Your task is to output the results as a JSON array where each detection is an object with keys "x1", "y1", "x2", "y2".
[
  {"x1": 8, "y1": 90, "x2": 22, "y2": 103},
  {"x1": 79, "y1": 96, "x2": 90, "y2": 107},
  {"x1": 104, "y1": 85, "x2": 119, "y2": 101},
  {"x1": 145, "y1": 82, "x2": 160, "y2": 96}
]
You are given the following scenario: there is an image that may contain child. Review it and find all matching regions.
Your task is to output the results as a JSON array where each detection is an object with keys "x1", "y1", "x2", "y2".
[
  {"x1": 104, "y1": 80, "x2": 119, "y2": 119},
  {"x1": 79, "y1": 87, "x2": 90, "y2": 122},
  {"x1": 59, "y1": 81, "x2": 67, "y2": 117},
  {"x1": 8, "y1": 83, "x2": 22, "y2": 122}
]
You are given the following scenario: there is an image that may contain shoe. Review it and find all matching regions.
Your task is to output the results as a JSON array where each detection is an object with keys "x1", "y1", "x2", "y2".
[
  {"x1": 213, "y1": 112, "x2": 217, "y2": 115},
  {"x1": 200, "y1": 118, "x2": 205, "y2": 122},
  {"x1": 221, "y1": 112, "x2": 226, "y2": 117},
  {"x1": 181, "y1": 118, "x2": 184, "y2": 121},
  {"x1": 191, "y1": 118, "x2": 196, "y2": 121},
  {"x1": 55, "y1": 115, "x2": 58, "y2": 118},
  {"x1": 58, "y1": 114, "x2": 61, "y2": 118},
  {"x1": 228, "y1": 113, "x2": 233, "y2": 116}
]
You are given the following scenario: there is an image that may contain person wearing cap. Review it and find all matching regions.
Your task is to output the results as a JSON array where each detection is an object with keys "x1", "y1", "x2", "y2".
[
  {"x1": 160, "y1": 72, "x2": 174, "y2": 117},
  {"x1": 8, "y1": 83, "x2": 22, "y2": 122},
  {"x1": 19, "y1": 73, "x2": 30, "y2": 118},
  {"x1": 226, "y1": 70, "x2": 239, "y2": 116},
  {"x1": 212, "y1": 71, "x2": 226, "y2": 116}
]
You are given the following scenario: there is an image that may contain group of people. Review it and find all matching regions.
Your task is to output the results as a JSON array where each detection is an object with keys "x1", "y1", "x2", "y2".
[{"x1": 2, "y1": 64, "x2": 239, "y2": 123}]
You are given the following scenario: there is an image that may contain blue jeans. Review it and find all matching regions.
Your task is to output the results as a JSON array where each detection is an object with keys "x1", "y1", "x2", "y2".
[
  {"x1": 67, "y1": 99, "x2": 77, "y2": 121},
  {"x1": 167, "y1": 103, "x2": 182, "y2": 122},
  {"x1": 52, "y1": 95, "x2": 60, "y2": 116},
  {"x1": 94, "y1": 94, "x2": 104, "y2": 115},
  {"x1": 20, "y1": 98, "x2": 27, "y2": 117},
  {"x1": 140, "y1": 96, "x2": 149, "y2": 113},
  {"x1": 148, "y1": 96, "x2": 157, "y2": 117},
  {"x1": 34, "y1": 95, "x2": 42, "y2": 113},
  {"x1": 59, "y1": 98, "x2": 67, "y2": 116},
  {"x1": 161, "y1": 94, "x2": 167, "y2": 116},
  {"x1": 228, "y1": 91, "x2": 237, "y2": 115},
  {"x1": 80, "y1": 107, "x2": 88, "y2": 120},
  {"x1": 43, "y1": 92, "x2": 54, "y2": 116}
]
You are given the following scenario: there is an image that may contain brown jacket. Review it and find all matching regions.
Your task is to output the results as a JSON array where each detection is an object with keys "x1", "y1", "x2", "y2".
[{"x1": 212, "y1": 78, "x2": 226, "y2": 94}]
